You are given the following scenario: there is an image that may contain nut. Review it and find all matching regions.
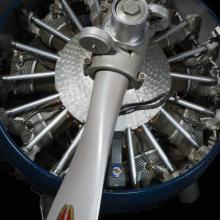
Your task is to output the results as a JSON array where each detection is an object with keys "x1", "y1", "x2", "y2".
[{"x1": 122, "y1": 0, "x2": 141, "y2": 16}]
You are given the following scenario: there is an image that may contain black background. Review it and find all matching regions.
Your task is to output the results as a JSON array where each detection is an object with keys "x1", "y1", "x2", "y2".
[{"x1": 1, "y1": 0, "x2": 220, "y2": 219}]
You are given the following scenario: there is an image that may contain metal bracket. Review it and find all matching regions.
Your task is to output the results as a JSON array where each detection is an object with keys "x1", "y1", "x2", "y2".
[{"x1": 84, "y1": 50, "x2": 144, "y2": 89}]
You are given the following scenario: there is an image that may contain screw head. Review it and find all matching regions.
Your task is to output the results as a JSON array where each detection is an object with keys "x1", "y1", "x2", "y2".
[
  {"x1": 122, "y1": 0, "x2": 141, "y2": 16},
  {"x1": 84, "y1": 58, "x2": 91, "y2": 65},
  {"x1": 101, "y1": 4, "x2": 108, "y2": 12},
  {"x1": 138, "y1": 72, "x2": 146, "y2": 81}
]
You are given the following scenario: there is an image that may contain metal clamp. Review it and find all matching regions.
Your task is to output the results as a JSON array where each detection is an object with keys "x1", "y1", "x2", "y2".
[{"x1": 84, "y1": 50, "x2": 144, "y2": 89}]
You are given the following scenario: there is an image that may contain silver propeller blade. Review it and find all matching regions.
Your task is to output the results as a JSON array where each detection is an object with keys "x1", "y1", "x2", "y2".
[{"x1": 47, "y1": 71, "x2": 128, "y2": 220}]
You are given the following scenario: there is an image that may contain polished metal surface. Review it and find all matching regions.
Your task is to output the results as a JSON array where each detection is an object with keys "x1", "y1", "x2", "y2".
[
  {"x1": 11, "y1": 41, "x2": 59, "y2": 61},
  {"x1": 108, "y1": 0, "x2": 149, "y2": 46},
  {"x1": 168, "y1": 46, "x2": 207, "y2": 63},
  {"x1": 142, "y1": 124, "x2": 175, "y2": 173},
  {"x1": 160, "y1": 107, "x2": 199, "y2": 148},
  {"x1": 55, "y1": 36, "x2": 92, "y2": 123},
  {"x1": 30, "y1": 15, "x2": 70, "y2": 42},
  {"x1": 79, "y1": 27, "x2": 113, "y2": 54},
  {"x1": 61, "y1": 0, "x2": 83, "y2": 31},
  {"x1": 39, "y1": 15, "x2": 68, "y2": 48},
  {"x1": 148, "y1": 3, "x2": 170, "y2": 32},
  {"x1": 55, "y1": 38, "x2": 171, "y2": 131},
  {"x1": 85, "y1": 49, "x2": 144, "y2": 89},
  {"x1": 2, "y1": 72, "x2": 55, "y2": 81},
  {"x1": 6, "y1": 94, "x2": 60, "y2": 116},
  {"x1": 154, "y1": 21, "x2": 187, "y2": 43},
  {"x1": 26, "y1": 109, "x2": 68, "y2": 151},
  {"x1": 93, "y1": 0, "x2": 101, "y2": 15},
  {"x1": 53, "y1": 126, "x2": 85, "y2": 175},
  {"x1": 169, "y1": 97, "x2": 215, "y2": 116},
  {"x1": 116, "y1": 0, "x2": 147, "y2": 24},
  {"x1": 126, "y1": 128, "x2": 137, "y2": 186},
  {"x1": 170, "y1": 72, "x2": 217, "y2": 84}
]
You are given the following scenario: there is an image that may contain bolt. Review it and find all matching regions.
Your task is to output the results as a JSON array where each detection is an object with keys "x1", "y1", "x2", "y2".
[
  {"x1": 101, "y1": 4, "x2": 108, "y2": 12},
  {"x1": 84, "y1": 58, "x2": 92, "y2": 65},
  {"x1": 123, "y1": 0, "x2": 140, "y2": 16},
  {"x1": 138, "y1": 72, "x2": 146, "y2": 81}
]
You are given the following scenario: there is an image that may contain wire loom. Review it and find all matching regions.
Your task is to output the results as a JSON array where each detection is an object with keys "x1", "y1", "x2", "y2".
[{"x1": 120, "y1": 92, "x2": 175, "y2": 115}]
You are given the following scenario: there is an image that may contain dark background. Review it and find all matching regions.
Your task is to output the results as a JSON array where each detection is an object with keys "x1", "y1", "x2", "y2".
[{"x1": 1, "y1": 0, "x2": 220, "y2": 219}]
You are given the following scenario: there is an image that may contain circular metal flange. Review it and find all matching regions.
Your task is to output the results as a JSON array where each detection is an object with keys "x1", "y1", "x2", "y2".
[
  {"x1": 55, "y1": 36, "x2": 171, "y2": 131},
  {"x1": 79, "y1": 27, "x2": 114, "y2": 54}
]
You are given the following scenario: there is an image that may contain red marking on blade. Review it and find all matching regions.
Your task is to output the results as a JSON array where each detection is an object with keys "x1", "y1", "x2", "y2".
[{"x1": 57, "y1": 204, "x2": 74, "y2": 220}]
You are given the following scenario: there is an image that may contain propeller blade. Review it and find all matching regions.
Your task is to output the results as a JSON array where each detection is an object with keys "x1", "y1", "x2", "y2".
[{"x1": 47, "y1": 71, "x2": 128, "y2": 220}]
